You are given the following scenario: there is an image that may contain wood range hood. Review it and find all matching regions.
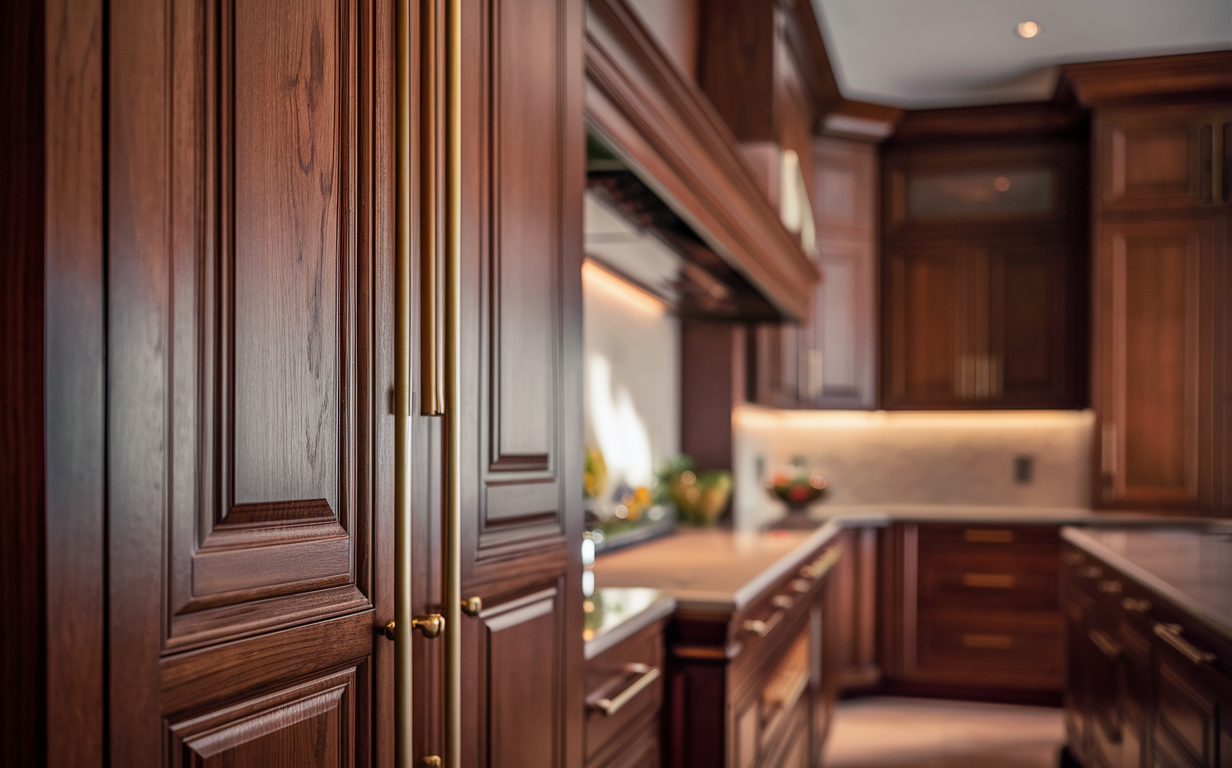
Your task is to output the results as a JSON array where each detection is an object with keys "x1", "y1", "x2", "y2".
[{"x1": 584, "y1": 0, "x2": 820, "y2": 322}]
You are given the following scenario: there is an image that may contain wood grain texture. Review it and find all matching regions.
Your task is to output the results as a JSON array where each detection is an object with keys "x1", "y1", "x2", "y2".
[
  {"x1": 108, "y1": 0, "x2": 388, "y2": 762},
  {"x1": 1061, "y1": 50, "x2": 1232, "y2": 109},
  {"x1": 41, "y1": 0, "x2": 109, "y2": 763},
  {"x1": 1, "y1": 1, "x2": 50, "y2": 764},
  {"x1": 585, "y1": 0, "x2": 819, "y2": 321}
]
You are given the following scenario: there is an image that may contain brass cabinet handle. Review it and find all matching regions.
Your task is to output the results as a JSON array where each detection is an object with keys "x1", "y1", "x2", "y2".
[
  {"x1": 1154, "y1": 623, "x2": 1216, "y2": 665},
  {"x1": 743, "y1": 609, "x2": 785, "y2": 638},
  {"x1": 1089, "y1": 628, "x2": 1122, "y2": 658},
  {"x1": 1098, "y1": 580, "x2": 1122, "y2": 594},
  {"x1": 962, "y1": 573, "x2": 1015, "y2": 589},
  {"x1": 383, "y1": 615, "x2": 447, "y2": 641},
  {"x1": 418, "y1": 0, "x2": 443, "y2": 416},
  {"x1": 1061, "y1": 551, "x2": 1085, "y2": 566},
  {"x1": 588, "y1": 664, "x2": 661, "y2": 716},
  {"x1": 461, "y1": 596, "x2": 483, "y2": 616},
  {"x1": 442, "y1": 1, "x2": 464, "y2": 764},
  {"x1": 1121, "y1": 597, "x2": 1151, "y2": 613},
  {"x1": 1078, "y1": 565, "x2": 1103, "y2": 580}
]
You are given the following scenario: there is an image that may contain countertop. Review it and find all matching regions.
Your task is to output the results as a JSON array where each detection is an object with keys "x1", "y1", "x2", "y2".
[
  {"x1": 1062, "y1": 524, "x2": 1232, "y2": 640},
  {"x1": 802, "y1": 504, "x2": 1190, "y2": 526},
  {"x1": 583, "y1": 587, "x2": 676, "y2": 660},
  {"x1": 592, "y1": 521, "x2": 843, "y2": 612}
]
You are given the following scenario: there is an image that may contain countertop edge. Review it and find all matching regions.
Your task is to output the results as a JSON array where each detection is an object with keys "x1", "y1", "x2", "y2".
[
  {"x1": 584, "y1": 594, "x2": 677, "y2": 661},
  {"x1": 1060, "y1": 526, "x2": 1232, "y2": 641},
  {"x1": 729, "y1": 520, "x2": 844, "y2": 611}
]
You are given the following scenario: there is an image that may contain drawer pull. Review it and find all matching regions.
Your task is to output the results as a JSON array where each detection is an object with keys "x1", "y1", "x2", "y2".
[
  {"x1": 743, "y1": 609, "x2": 785, "y2": 638},
  {"x1": 791, "y1": 578, "x2": 812, "y2": 594},
  {"x1": 589, "y1": 663, "x2": 661, "y2": 716},
  {"x1": 1098, "y1": 580, "x2": 1122, "y2": 594},
  {"x1": 1089, "y1": 629, "x2": 1122, "y2": 658},
  {"x1": 1121, "y1": 597, "x2": 1151, "y2": 613},
  {"x1": 1078, "y1": 565, "x2": 1103, "y2": 580},
  {"x1": 962, "y1": 573, "x2": 1016, "y2": 589},
  {"x1": 1061, "y1": 551, "x2": 1085, "y2": 566},
  {"x1": 963, "y1": 633, "x2": 1014, "y2": 650},
  {"x1": 964, "y1": 529, "x2": 1014, "y2": 544},
  {"x1": 1154, "y1": 623, "x2": 1216, "y2": 665},
  {"x1": 800, "y1": 546, "x2": 842, "y2": 579}
]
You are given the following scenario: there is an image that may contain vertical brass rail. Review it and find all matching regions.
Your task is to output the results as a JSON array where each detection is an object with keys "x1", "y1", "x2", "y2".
[
  {"x1": 393, "y1": 0, "x2": 414, "y2": 765},
  {"x1": 443, "y1": 0, "x2": 464, "y2": 764},
  {"x1": 419, "y1": 0, "x2": 443, "y2": 416}
]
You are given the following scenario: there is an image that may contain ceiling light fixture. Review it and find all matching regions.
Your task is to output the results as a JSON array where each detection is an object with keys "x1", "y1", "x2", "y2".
[{"x1": 1016, "y1": 20, "x2": 1040, "y2": 39}]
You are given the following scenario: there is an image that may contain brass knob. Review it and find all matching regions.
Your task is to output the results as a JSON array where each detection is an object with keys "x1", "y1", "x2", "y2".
[
  {"x1": 412, "y1": 614, "x2": 446, "y2": 639},
  {"x1": 382, "y1": 620, "x2": 397, "y2": 640},
  {"x1": 461, "y1": 596, "x2": 483, "y2": 616},
  {"x1": 422, "y1": 757, "x2": 442, "y2": 767}
]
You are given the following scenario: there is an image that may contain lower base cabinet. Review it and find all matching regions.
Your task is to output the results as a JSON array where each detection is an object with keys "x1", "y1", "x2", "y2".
[
  {"x1": 1061, "y1": 542, "x2": 1232, "y2": 768},
  {"x1": 584, "y1": 621, "x2": 666, "y2": 768}
]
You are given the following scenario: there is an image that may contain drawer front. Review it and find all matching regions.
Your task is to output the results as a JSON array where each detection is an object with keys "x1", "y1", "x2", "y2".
[
  {"x1": 593, "y1": 726, "x2": 659, "y2": 768},
  {"x1": 918, "y1": 523, "x2": 1060, "y2": 556},
  {"x1": 918, "y1": 561, "x2": 1059, "y2": 612},
  {"x1": 914, "y1": 613, "x2": 1065, "y2": 689},
  {"x1": 585, "y1": 622, "x2": 664, "y2": 766}
]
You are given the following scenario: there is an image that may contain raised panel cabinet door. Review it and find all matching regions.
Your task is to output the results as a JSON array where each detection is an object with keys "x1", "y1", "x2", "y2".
[
  {"x1": 107, "y1": 0, "x2": 393, "y2": 762},
  {"x1": 1096, "y1": 108, "x2": 1224, "y2": 211},
  {"x1": 988, "y1": 244, "x2": 1079, "y2": 408},
  {"x1": 1093, "y1": 218, "x2": 1216, "y2": 508},
  {"x1": 883, "y1": 247, "x2": 983, "y2": 408}
]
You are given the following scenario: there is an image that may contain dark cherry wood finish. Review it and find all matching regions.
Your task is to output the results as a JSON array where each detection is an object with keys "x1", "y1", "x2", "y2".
[
  {"x1": 881, "y1": 132, "x2": 1089, "y2": 410},
  {"x1": 830, "y1": 528, "x2": 882, "y2": 692},
  {"x1": 663, "y1": 540, "x2": 841, "y2": 768},
  {"x1": 584, "y1": 620, "x2": 668, "y2": 768},
  {"x1": 680, "y1": 320, "x2": 746, "y2": 476},
  {"x1": 1061, "y1": 542, "x2": 1232, "y2": 768},
  {"x1": 881, "y1": 523, "x2": 1065, "y2": 705},
  {"x1": 106, "y1": 0, "x2": 396, "y2": 764},
  {"x1": 584, "y1": 0, "x2": 819, "y2": 321},
  {"x1": 454, "y1": 0, "x2": 586, "y2": 764},
  {"x1": 1089, "y1": 103, "x2": 1232, "y2": 514},
  {"x1": 1062, "y1": 51, "x2": 1232, "y2": 110}
]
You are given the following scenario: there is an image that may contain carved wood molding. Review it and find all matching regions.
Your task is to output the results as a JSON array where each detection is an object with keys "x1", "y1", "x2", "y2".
[
  {"x1": 1061, "y1": 50, "x2": 1232, "y2": 109},
  {"x1": 584, "y1": 0, "x2": 819, "y2": 320}
]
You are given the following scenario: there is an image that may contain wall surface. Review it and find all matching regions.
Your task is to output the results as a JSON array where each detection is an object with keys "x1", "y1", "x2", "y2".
[
  {"x1": 583, "y1": 265, "x2": 681, "y2": 495},
  {"x1": 733, "y1": 406, "x2": 1095, "y2": 528}
]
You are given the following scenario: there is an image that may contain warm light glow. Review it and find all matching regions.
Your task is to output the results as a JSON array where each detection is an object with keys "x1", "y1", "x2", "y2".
[
  {"x1": 582, "y1": 260, "x2": 664, "y2": 317},
  {"x1": 1016, "y1": 20, "x2": 1039, "y2": 39},
  {"x1": 733, "y1": 404, "x2": 1094, "y2": 431},
  {"x1": 995, "y1": 176, "x2": 1011, "y2": 192}
]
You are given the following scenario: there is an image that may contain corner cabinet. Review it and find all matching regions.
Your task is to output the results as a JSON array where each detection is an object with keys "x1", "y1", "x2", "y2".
[
  {"x1": 1090, "y1": 105, "x2": 1232, "y2": 512},
  {"x1": 880, "y1": 141, "x2": 1088, "y2": 410}
]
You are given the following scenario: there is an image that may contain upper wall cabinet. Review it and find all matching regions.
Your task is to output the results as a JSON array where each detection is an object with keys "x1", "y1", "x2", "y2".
[
  {"x1": 880, "y1": 139, "x2": 1088, "y2": 410},
  {"x1": 1095, "y1": 108, "x2": 1232, "y2": 211}
]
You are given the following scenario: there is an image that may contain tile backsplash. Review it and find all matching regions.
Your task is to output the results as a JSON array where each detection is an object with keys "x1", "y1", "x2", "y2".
[{"x1": 732, "y1": 406, "x2": 1095, "y2": 529}]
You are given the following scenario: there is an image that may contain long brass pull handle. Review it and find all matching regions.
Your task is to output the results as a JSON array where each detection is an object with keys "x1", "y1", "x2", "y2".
[
  {"x1": 1154, "y1": 623, "x2": 1216, "y2": 665},
  {"x1": 588, "y1": 664, "x2": 661, "y2": 716},
  {"x1": 393, "y1": 0, "x2": 415, "y2": 765},
  {"x1": 442, "y1": 0, "x2": 464, "y2": 764},
  {"x1": 1089, "y1": 629, "x2": 1122, "y2": 658},
  {"x1": 1121, "y1": 597, "x2": 1151, "y2": 613},
  {"x1": 418, "y1": 0, "x2": 443, "y2": 416}
]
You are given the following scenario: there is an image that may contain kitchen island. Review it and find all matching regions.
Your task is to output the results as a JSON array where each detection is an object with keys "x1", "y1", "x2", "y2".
[{"x1": 1060, "y1": 524, "x2": 1232, "y2": 768}]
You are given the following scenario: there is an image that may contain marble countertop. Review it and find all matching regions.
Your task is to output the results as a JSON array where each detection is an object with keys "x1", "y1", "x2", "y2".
[
  {"x1": 592, "y1": 521, "x2": 843, "y2": 612},
  {"x1": 583, "y1": 587, "x2": 676, "y2": 660},
  {"x1": 1062, "y1": 524, "x2": 1232, "y2": 640},
  {"x1": 800, "y1": 504, "x2": 1188, "y2": 526}
]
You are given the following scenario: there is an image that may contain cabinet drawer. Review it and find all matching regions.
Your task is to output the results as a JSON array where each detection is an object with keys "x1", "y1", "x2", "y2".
[
  {"x1": 915, "y1": 613, "x2": 1064, "y2": 689},
  {"x1": 918, "y1": 562, "x2": 1059, "y2": 612},
  {"x1": 585, "y1": 623, "x2": 664, "y2": 766},
  {"x1": 918, "y1": 523, "x2": 1060, "y2": 556}
]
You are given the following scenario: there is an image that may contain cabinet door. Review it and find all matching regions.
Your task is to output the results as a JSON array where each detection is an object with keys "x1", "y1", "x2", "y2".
[
  {"x1": 455, "y1": 0, "x2": 584, "y2": 763},
  {"x1": 989, "y1": 243, "x2": 1083, "y2": 408},
  {"x1": 883, "y1": 246, "x2": 981, "y2": 408},
  {"x1": 1096, "y1": 109, "x2": 1228, "y2": 211},
  {"x1": 1093, "y1": 218, "x2": 1218, "y2": 509},
  {"x1": 106, "y1": 0, "x2": 393, "y2": 763}
]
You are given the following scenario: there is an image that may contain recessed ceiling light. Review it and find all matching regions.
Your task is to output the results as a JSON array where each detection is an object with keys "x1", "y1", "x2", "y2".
[{"x1": 1016, "y1": 20, "x2": 1040, "y2": 39}]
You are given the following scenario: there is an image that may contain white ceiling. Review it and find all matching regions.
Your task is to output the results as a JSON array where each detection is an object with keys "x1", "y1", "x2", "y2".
[{"x1": 812, "y1": 0, "x2": 1232, "y2": 109}]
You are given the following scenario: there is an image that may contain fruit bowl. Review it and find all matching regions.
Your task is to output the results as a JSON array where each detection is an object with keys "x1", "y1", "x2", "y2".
[{"x1": 766, "y1": 470, "x2": 828, "y2": 511}]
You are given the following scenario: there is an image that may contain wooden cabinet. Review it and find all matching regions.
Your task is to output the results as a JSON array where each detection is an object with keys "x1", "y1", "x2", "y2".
[
  {"x1": 1090, "y1": 105, "x2": 1232, "y2": 512},
  {"x1": 830, "y1": 526, "x2": 882, "y2": 691},
  {"x1": 663, "y1": 541, "x2": 841, "y2": 768},
  {"x1": 454, "y1": 0, "x2": 586, "y2": 763},
  {"x1": 881, "y1": 141, "x2": 1087, "y2": 409},
  {"x1": 1061, "y1": 540, "x2": 1232, "y2": 768},
  {"x1": 584, "y1": 621, "x2": 666, "y2": 768},
  {"x1": 883, "y1": 523, "x2": 1065, "y2": 703}
]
